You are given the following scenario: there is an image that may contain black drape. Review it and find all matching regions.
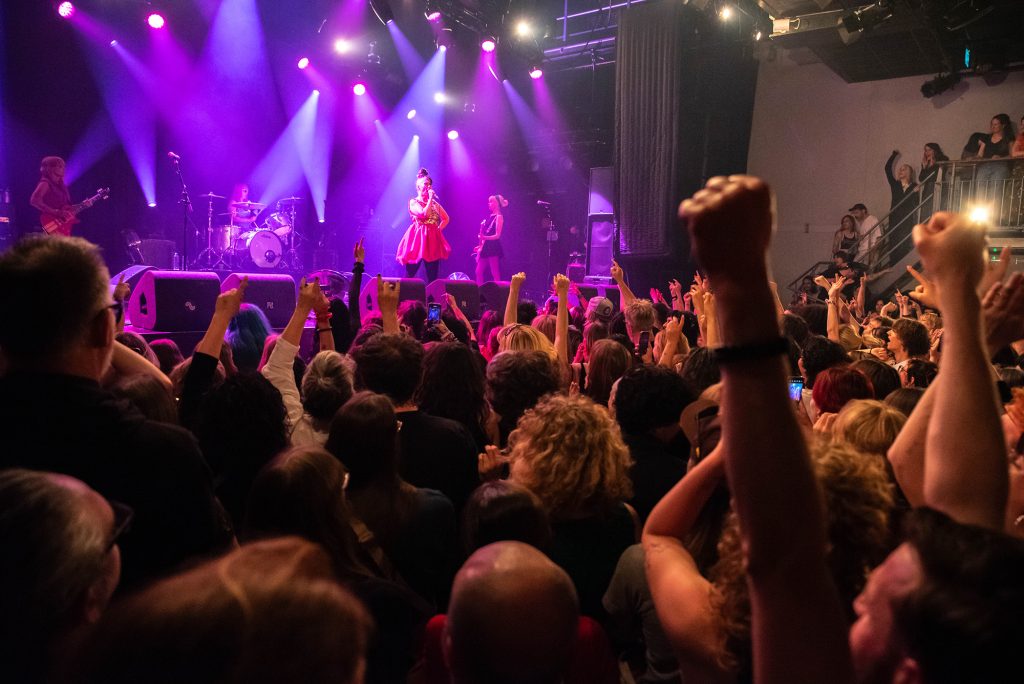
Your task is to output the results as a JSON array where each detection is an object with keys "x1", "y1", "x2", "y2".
[{"x1": 614, "y1": 1, "x2": 692, "y2": 257}]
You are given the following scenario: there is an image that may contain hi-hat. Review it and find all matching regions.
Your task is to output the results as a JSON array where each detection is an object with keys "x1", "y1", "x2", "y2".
[
  {"x1": 278, "y1": 196, "x2": 304, "y2": 203},
  {"x1": 199, "y1": 192, "x2": 225, "y2": 199},
  {"x1": 231, "y1": 200, "x2": 265, "y2": 207}
]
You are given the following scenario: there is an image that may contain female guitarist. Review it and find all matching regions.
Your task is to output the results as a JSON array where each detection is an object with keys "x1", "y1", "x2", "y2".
[
  {"x1": 30, "y1": 156, "x2": 105, "y2": 236},
  {"x1": 474, "y1": 193, "x2": 507, "y2": 285}
]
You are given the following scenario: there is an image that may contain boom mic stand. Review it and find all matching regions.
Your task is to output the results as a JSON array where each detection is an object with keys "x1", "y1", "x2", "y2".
[{"x1": 171, "y1": 156, "x2": 194, "y2": 270}]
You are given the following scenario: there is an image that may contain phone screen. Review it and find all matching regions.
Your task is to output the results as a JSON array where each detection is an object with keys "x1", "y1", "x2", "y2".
[
  {"x1": 427, "y1": 302, "x2": 442, "y2": 325},
  {"x1": 638, "y1": 330, "x2": 651, "y2": 356},
  {"x1": 788, "y1": 377, "x2": 804, "y2": 402}
]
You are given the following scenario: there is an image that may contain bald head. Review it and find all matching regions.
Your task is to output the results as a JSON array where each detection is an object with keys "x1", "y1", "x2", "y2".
[{"x1": 445, "y1": 541, "x2": 579, "y2": 684}]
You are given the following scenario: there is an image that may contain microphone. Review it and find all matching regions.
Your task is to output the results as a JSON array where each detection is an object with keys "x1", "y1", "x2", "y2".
[
  {"x1": 537, "y1": 200, "x2": 551, "y2": 206},
  {"x1": 167, "y1": 151, "x2": 181, "y2": 161},
  {"x1": 430, "y1": 189, "x2": 440, "y2": 200}
]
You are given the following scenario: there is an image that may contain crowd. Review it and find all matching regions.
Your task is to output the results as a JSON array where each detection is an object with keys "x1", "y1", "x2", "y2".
[{"x1": 2, "y1": 174, "x2": 1023, "y2": 684}]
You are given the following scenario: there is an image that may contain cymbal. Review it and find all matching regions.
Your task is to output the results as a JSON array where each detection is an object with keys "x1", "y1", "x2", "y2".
[
  {"x1": 218, "y1": 213, "x2": 257, "y2": 218},
  {"x1": 199, "y1": 192, "x2": 225, "y2": 199},
  {"x1": 231, "y1": 200, "x2": 265, "y2": 207},
  {"x1": 277, "y1": 196, "x2": 304, "y2": 203}
]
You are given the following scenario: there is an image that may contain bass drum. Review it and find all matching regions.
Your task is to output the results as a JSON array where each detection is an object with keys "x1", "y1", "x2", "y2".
[{"x1": 234, "y1": 229, "x2": 283, "y2": 269}]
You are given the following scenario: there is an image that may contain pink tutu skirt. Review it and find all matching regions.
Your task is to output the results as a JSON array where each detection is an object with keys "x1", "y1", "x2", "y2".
[{"x1": 396, "y1": 222, "x2": 451, "y2": 264}]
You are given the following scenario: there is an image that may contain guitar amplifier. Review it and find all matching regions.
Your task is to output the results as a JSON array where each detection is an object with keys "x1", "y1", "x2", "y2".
[{"x1": 127, "y1": 271, "x2": 221, "y2": 332}]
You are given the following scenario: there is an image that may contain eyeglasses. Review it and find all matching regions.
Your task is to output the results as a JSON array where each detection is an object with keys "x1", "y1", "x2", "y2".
[
  {"x1": 105, "y1": 500, "x2": 134, "y2": 553},
  {"x1": 103, "y1": 300, "x2": 124, "y2": 323}
]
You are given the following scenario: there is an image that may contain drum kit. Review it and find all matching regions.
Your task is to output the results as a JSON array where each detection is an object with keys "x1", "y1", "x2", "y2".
[{"x1": 194, "y1": 192, "x2": 305, "y2": 270}]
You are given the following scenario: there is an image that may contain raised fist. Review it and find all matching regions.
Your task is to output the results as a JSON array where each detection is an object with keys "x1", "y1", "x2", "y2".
[{"x1": 912, "y1": 212, "x2": 985, "y2": 288}]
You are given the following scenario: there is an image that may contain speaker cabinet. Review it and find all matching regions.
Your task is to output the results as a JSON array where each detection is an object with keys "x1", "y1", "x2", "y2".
[
  {"x1": 358, "y1": 277, "x2": 426, "y2": 320},
  {"x1": 127, "y1": 271, "x2": 221, "y2": 332},
  {"x1": 222, "y1": 273, "x2": 297, "y2": 328},
  {"x1": 426, "y1": 280, "x2": 481, "y2": 320},
  {"x1": 110, "y1": 265, "x2": 156, "y2": 298},
  {"x1": 478, "y1": 281, "x2": 511, "y2": 316},
  {"x1": 576, "y1": 282, "x2": 621, "y2": 312},
  {"x1": 138, "y1": 239, "x2": 176, "y2": 269}
]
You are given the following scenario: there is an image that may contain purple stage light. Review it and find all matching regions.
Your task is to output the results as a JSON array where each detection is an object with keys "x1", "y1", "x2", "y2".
[
  {"x1": 447, "y1": 129, "x2": 459, "y2": 140},
  {"x1": 313, "y1": 89, "x2": 320, "y2": 96},
  {"x1": 109, "y1": 39, "x2": 118, "y2": 47},
  {"x1": 353, "y1": 83, "x2": 367, "y2": 96},
  {"x1": 58, "y1": 2, "x2": 75, "y2": 18},
  {"x1": 407, "y1": 109, "x2": 417, "y2": 119},
  {"x1": 297, "y1": 57, "x2": 310, "y2": 70},
  {"x1": 426, "y1": 11, "x2": 441, "y2": 22},
  {"x1": 148, "y1": 202, "x2": 157, "y2": 207},
  {"x1": 481, "y1": 38, "x2": 496, "y2": 53},
  {"x1": 529, "y1": 67, "x2": 543, "y2": 79},
  {"x1": 333, "y1": 38, "x2": 352, "y2": 54},
  {"x1": 147, "y1": 13, "x2": 165, "y2": 29}
]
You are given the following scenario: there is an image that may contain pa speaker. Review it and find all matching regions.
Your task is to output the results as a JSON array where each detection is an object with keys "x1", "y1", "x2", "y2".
[
  {"x1": 359, "y1": 277, "x2": 426, "y2": 320},
  {"x1": 426, "y1": 280, "x2": 480, "y2": 320},
  {"x1": 127, "y1": 271, "x2": 221, "y2": 332},
  {"x1": 222, "y1": 273, "x2": 297, "y2": 328},
  {"x1": 478, "y1": 281, "x2": 511, "y2": 316},
  {"x1": 576, "y1": 283, "x2": 621, "y2": 312},
  {"x1": 110, "y1": 265, "x2": 156, "y2": 298}
]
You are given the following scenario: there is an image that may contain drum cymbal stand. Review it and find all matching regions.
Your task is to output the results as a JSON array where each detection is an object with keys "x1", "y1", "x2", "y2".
[
  {"x1": 195, "y1": 194, "x2": 229, "y2": 270},
  {"x1": 279, "y1": 199, "x2": 303, "y2": 271}
]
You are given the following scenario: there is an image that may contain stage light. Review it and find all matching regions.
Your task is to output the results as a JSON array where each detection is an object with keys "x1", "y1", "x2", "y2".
[
  {"x1": 436, "y1": 27, "x2": 454, "y2": 52},
  {"x1": 424, "y1": 0, "x2": 441, "y2": 22},
  {"x1": 426, "y1": 11, "x2": 441, "y2": 22},
  {"x1": 447, "y1": 130, "x2": 459, "y2": 140},
  {"x1": 148, "y1": 202, "x2": 157, "y2": 207},
  {"x1": 109, "y1": 39, "x2": 118, "y2": 47},
  {"x1": 413, "y1": 134, "x2": 420, "y2": 140},
  {"x1": 57, "y1": 2, "x2": 75, "y2": 19},
  {"x1": 407, "y1": 109, "x2": 417, "y2": 119},
  {"x1": 481, "y1": 37, "x2": 497, "y2": 53},
  {"x1": 312, "y1": 89, "x2": 320, "y2": 96},
  {"x1": 720, "y1": 6, "x2": 733, "y2": 20},
  {"x1": 433, "y1": 91, "x2": 447, "y2": 104},
  {"x1": 297, "y1": 57, "x2": 310, "y2": 70},
  {"x1": 529, "y1": 66, "x2": 543, "y2": 79},
  {"x1": 516, "y1": 21, "x2": 532, "y2": 37},
  {"x1": 920, "y1": 72, "x2": 961, "y2": 98},
  {"x1": 754, "y1": 29, "x2": 764, "y2": 41},
  {"x1": 353, "y1": 83, "x2": 367, "y2": 96},
  {"x1": 369, "y1": 0, "x2": 395, "y2": 26},
  {"x1": 333, "y1": 38, "x2": 352, "y2": 54},
  {"x1": 147, "y1": 13, "x2": 165, "y2": 29},
  {"x1": 969, "y1": 205, "x2": 991, "y2": 224},
  {"x1": 841, "y1": 1, "x2": 894, "y2": 33}
]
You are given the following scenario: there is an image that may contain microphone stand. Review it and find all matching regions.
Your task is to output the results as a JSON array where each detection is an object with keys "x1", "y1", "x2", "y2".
[{"x1": 171, "y1": 157, "x2": 193, "y2": 270}]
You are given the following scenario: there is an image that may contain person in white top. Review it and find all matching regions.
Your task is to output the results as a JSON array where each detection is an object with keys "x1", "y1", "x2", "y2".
[{"x1": 849, "y1": 203, "x2": 880, "y2": 260}]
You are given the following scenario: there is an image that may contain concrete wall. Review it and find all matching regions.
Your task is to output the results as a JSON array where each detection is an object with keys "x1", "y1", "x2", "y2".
[{"x1": 746, "y1": 54, "x2": 1024, "y2": 291}]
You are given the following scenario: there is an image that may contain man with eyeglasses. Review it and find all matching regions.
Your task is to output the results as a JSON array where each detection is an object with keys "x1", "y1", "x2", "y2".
[{"x1": 0, "y1": 236, "x2": 232, "y2": 590}]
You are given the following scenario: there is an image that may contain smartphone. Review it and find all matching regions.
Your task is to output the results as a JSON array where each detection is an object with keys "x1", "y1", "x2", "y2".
[
  {"x1": 788, "y1": 376, "x2": 804, "y2": 402},
  {"x1": 638, "y1": 330, "x2": 651, "y2": 356},
  {"x1": 427, "y1": 302, "x2": 442, "y2": 326}
]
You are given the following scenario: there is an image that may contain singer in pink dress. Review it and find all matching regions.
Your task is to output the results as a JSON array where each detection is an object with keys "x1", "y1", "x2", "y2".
[{"x1": 396, "y1": 168, "x2": 450, "y2": 282}]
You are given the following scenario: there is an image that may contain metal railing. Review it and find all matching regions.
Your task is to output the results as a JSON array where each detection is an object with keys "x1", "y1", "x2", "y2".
[{"x1": 788, "y1": 157, "x2": 1024, "y2": 299}]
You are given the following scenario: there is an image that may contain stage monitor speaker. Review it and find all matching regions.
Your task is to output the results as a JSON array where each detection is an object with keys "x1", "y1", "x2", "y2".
[
  {"x1": 222, "y1": 273, "x2": 297, "y2": 328},
  {"x1": 110, "y1": 265, "x2": 156, "y2": 299},
  {"x1": 138, "y1": 239, "x2": 176, "y2": 269},
  {"x1": 127, "y1": 271, "x2": 221, "y2": 332},
  {"x1": 575, "y1": 282, "x2": 621, "y2": 313},
  {"x1": 588, "y1": 167, "x2": 614, "y2": 215},
  {"x1": 359, "y1": 277, "x2": 426, "y2": 320},
  {"x1": 478, "y1": 281, "x2": 511, "y2": 317},
  {"x1": 426, "y1": 279, "x2": 480, "y2": 320}
]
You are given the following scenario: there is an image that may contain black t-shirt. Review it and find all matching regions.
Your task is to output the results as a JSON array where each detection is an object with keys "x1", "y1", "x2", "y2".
[
  {"x1": 0, "y1": 373, "x2": 232, "y2": 589},
  {"x1": 624, "y1": 433, "x2": 688, "y2": 524},
  {"x1": 396, "y1": 410, "x2": 479, "y2": 513},
  {"x1": 982, "y1": 133, "x2": 1012, "y2": 159}
]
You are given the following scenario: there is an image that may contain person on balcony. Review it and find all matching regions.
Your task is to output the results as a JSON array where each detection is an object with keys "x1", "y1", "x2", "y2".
[
  {"x1": 919, "y1": 143, "x2": 948, "y2": 223},
  {"x1": 884, "y1": 150, "x2": 918, "y2": 263},
  {"x1": 849, "y1": 203, "x2": 879, "y2": 262}
]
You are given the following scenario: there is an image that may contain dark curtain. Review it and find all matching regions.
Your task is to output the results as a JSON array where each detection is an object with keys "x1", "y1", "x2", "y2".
[{"x1": 614, "y1": 2, "x2": 693, "y2": 257}]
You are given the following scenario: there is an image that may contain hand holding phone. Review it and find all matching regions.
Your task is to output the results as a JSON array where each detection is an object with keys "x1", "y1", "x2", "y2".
[
  {"x1": 427, "y1": 302, "x2": 442, "y2": 326},
  {"x1": 788, "y1": 376, "x2": 804, "y2": 402}
]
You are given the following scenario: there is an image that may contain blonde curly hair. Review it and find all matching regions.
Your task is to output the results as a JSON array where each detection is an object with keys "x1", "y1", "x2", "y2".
[
  {"x1": 508, "y1": 394, "x2": 633, "y2": 519},
  {"x1": 707, "y1": 441, "x2": 893, "y2": 677},
  {"x1": 833, "y1": 399, "x2": 906, "y2": 456}
]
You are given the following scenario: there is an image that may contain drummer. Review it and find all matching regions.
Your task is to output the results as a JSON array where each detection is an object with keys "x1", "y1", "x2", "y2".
[{"x1": 229, "y1": 183, "x2": 261, "y2": 229}]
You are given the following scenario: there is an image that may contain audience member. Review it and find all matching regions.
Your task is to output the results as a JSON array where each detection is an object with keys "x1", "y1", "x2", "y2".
[
  {"x1": 0, "y1": 236, "x2": 231, "y2": 589},
  {"x1": 0, "y1": 470, "x2": 122, "y2": 684},
  {"x1": 486, "y1": 350, "x2": 561, "y2": 445},
  {"x1": 902, "y1": 358, "x2": 939, "y2": 388},
  {"x1": 417, "y1": 341, "x2": 494, "y2": 452},
  {"x1": 812, "y1": 365, "x2": 874, "y2": 415},
  {"x1": 884, "y1": 386, "x2": 925, "y2": 416},
  {"x1": 109, "y1": 373, "x2": 178, "y2": 425},
  {"x1": 461, "y1": 480, "x2": 552, "y2": 555},
  {"x1": 148, "y1": 337, "x2": 183, "y2": 375},
  {"x1": 226, "y1": 303, "x2": 273, "y2": 373},
  {"x1": 849, "y1": 203, "x2": 880, "y2": 258},
  {"x1": 584, "y1": 338, "x2": 632, "y2": 407},
  {"x1": 851, "y1": 357, "x2": 902, "y2": 400}
]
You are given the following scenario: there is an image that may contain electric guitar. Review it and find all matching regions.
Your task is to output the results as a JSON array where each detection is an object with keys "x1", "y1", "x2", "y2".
[{"x1": 41, "y1": 187, "x2": 110, "y2": 236}]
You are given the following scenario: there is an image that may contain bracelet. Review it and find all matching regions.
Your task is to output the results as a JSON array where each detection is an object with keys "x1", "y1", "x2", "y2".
[
  {"x1": 712, "y1": 337, "x2": 789, "y2": 365},
  {"x1": 316, "y1": 327, "x2": 333, "y2": 334},
  {"x1": 316, "y1": 311, "x2": 332, "y2": 320}
]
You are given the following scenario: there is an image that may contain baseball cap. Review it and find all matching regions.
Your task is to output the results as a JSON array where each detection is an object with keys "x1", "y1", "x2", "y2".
[
  {"x1": 586, "y1": 297, "x2": 614, "y2": 322},
  {"x1": 848, "y1": 203, "x2": 867, "y2": 212}
]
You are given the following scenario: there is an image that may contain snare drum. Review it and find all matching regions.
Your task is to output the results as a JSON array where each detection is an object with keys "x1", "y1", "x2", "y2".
[
  {"x1": 212, "y1": 224, "x2": 239, "y2": 251},
  {"x1": 263, "y1": 212, "x2": 292, "y2": 237},
  {"x1": 234, "y1": 229, "x2": 283, "y2": 269}
]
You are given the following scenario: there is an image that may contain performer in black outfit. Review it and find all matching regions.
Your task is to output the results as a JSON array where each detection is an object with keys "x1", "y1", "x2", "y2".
[{"x1": 474, "y1": 194, "x2": 507, "y2": 285}]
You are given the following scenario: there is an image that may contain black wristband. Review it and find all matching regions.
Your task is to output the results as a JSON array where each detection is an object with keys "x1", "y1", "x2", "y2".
[
  {"x1": 712, "y1": 337, "x2": 789, "y2": 364},
  {"x1": 316, "y1": 327, "x2": 333, "y2": 334}
]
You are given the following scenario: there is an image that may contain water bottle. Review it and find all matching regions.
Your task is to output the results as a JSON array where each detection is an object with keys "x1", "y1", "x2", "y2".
[{"x1": 172, "y1": 252, "x2": 181, "y2": 270}]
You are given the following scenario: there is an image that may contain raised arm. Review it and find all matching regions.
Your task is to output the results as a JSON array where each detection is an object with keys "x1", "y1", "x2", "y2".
[
  {"x1": 108, "y1": 340, "x2": 173, "y2": 394},
  {"x1": 885, "y1": 149, "x2": 899, "y2": 185},
  {"x1": 377, "y1": 275, "x2": 400, "y2": 334},
  {"x1": 504, "y1": 272, "x2": 525, "y2": 326},
  {"x1": 554, "y1": 273, "x2": 570, "y2": 367},
  {"x1": 348, "y1": 238, "x2": 366, "y2": 330},
  {"x1": 914, "y1": 212, "x2": 1007, "y2": 528},
  {"x1": 824, "y1": 276, "x2": 848, "y2": 342},
  {"x1": 263, "y1": 279, "x2": 323, "y2": 432},
  {"x1": 679, "y1": 176, "x2": 852, "y2": 684},
  {"x1": 611, "y1": 260, "x2": 637, "y2": 309}
]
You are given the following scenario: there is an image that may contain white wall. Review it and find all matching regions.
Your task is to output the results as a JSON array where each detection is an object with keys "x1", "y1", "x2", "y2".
[{"x1": 747, "y1": 54, "x2": 1024, "y2": 290}]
